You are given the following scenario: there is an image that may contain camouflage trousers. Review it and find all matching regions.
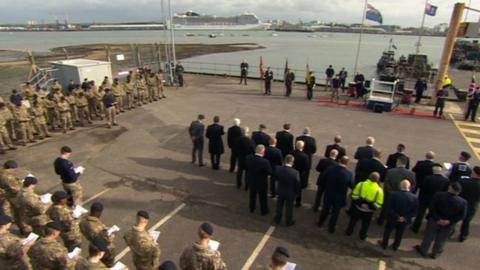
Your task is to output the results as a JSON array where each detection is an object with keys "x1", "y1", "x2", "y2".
[
  {"x1": 114, "y1": 96, "x2": 124, "y2": 113},
  {"x1": 126, "y1": 93, "x2": 135, "y2": 109},
  {"x1": 106, "y1": 107, "x2": 116, "y2": 127},
  {"x1": 62, "y1": 182, "x2": 83, "y2": 206},
  {"x1": 70, "y1": 105, "x2": 79, "y2": 122},
  {"x1": 0, "y1": 126, "x2": 15, "y2": 148},
  {"x1": 17, "y1": 121, "x2": 34, "y2": 143},
  {"x1": 77, "y1": 106, "x2": 91, "y2": 126},
  {"x1": 60, "y1": 112, "x2": 73, "y2": 133},
  {"x1": 33, "y1": 118, "x2": 50, "y2": 138},
  {"x1": 46, "y1": 108, "x2": 58, "y2": 130}
]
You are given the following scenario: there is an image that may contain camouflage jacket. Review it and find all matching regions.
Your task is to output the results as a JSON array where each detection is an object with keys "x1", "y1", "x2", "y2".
[
  {"x1": 79, "y1": 216, "x2": 113, "y2": 244},
  {"x1": 17, "y1": 187, "x2": 50, "y2": 226},
  {"x1": 47, "y1": 204, "x2": 82, "y2": 241},
  {"x1": 27, "y1": 237, "x2": 74, "y2": 270},
  {"x1": 74, "y1": 257, "x2": 109, "y2": 270},
  {"x1": 0, "y1": 170, "x2": 22, "y2": 203},
  {"x1": 123, "y1": 226, "x2": 160, "y2": 267},
  {"x1": 31, "y1": 106, "x2": 47, "y2": 125},
  {"x1": 76, "y1": 96, "x2": 89, "y2": 107},
  {"x1": 123, "y1": 82, "x2": 135, "y2": 94},
  {"x1": 0, "y1": 231, "x2": 30, "y2": 270},
  {"x1": 56, "y1": 101, "x2": 71, "y2": 113},
  {"x1": 179, "y1": 242, "x2": 227, "y2": 270},
  {"x1": 12, "y1": 105, "x2": 31, "y2": 122}
]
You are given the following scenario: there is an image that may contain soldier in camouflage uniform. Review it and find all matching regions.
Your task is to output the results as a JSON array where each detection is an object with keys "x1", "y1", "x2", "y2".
[
  {"x1": 47, "y1": 191, "x2": 82, "y2": 251},
  {"x1": 95, "y1": 83, "x2": 106, "y2": 120},
  {"x1": 57, "y1": 96, "x2": 75, "y2": 133},
  {"x1": 135, "y1": 74, "x2": 148, "y2": 105},
  {"x1": 179, "y1": 223, "x2": 226, "y2": 270},
  {"x1": 66, "y1": 92, "x2": 79, "y2": 123},
  {"x1": 17, "y1": 176, "x2": 51, "y2": 236},
  {"x1": 111, "y1": 78, "x2": 125, "y2": 114},
  {"x1": 156, "y1": 70, "x2": 166, "y2": 99},
  {"x1": 146, "y1": 72, "x2": 157, "y2": 102},
  {"x1": 28, "y1": 221, "x2": 77, "y2": 270},
  {"x1": 22, "y1": 82, "x2": 35, "y2": 103},
  {"x1": 124, "y1": 75, "x2": 136, "y2": 110},
  {"x1": 124, "y1": 210, "x2": 160, "y2": 270},
  {"x1": 75, "y1": 238, "x2": 110, "y2": 270},
  {"x1": 0, "y1": 103, "x2": 17, "y2": 154},
  {"x1": 12, "y1": 101, "x2": 36, "y2": 146},
  {"x1": 31, "y1": 99, "x2": 51, "y2": 139},
  {"x1": 76, "y1": 92, "x2": 92, "y2": 126},
  {"x1": 0, "y1": 214, "x2": 31, "y2": 270},
  {"x1": 79, "y1": 202, "x2": 116, "y2": 267},
  {"x1": 44, "y1": 95, "x2": 58, "y2": 131},
  {"x1": 254, "y1": 247, "x2": 289, "y2": 270},
  {"x1": 0, "y1": 160, "x2": 29, "y2": 235}
]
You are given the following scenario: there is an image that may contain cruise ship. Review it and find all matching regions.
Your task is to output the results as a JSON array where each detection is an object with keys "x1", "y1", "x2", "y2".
[{"x1": 172, "y1": 11, "x2": 267, "y2": 30}]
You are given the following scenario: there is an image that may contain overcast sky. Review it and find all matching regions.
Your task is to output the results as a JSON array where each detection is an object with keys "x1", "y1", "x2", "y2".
[{"x1": 0, "y1": 0, "x2": 478, "y2": 27}]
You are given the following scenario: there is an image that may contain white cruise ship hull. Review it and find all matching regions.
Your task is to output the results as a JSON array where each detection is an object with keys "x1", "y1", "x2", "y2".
[{"x1": 172, "y1": 24, "x2": 267, "y2": 31}]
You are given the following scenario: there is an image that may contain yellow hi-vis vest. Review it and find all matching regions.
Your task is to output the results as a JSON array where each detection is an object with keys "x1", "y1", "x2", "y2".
[{"x1": 352, "y1": 179, "x2": 384, "y2": 210}]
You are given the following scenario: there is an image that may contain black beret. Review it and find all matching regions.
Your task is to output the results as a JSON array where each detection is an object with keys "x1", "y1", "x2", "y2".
[
  {"x1": 46, "y1": 221, "x2": 62, "y2": 231},
  {"x1": 461, "y1": 151, "x2": 471, "y2": 160},
  {"x1": 0, "y1": 102, "x2": 5, "y2": 107},
  {"x1": 474, "y1": 166, "x2": 480, "y2": 175},
  {"x1": 23, "y1": 176, "x2": 38, "y2": 186},
  {"x1": 3, "y1": 160, "x2": 18, "y2": 169},
  {"x1": 200, "y1": 222, "x2": 214, "y2": 236},
  {"x1": 259, "y1": 124, "x2": 267, "y2": 129},
  {"x1": 52, "y1": 191, "x2": 68, "y2": 201},
  {"x1": 137, "y1": 210, "x2": 149, "y2": 219},
  {"x1": 90, "y1": 202, "x2": 104, "y2": 213},
  {"x1": 0, "y1": 215, "x2": 12, "y2": 225},
  {"x1": 275, "y1": 246, "x2": 290, "y2": 258},
  {"x1": 61, "y1": 146, "x2": 72, "y2": 153},
  {"x1": 159, "y1": 261, "x2": 177, "y2": 270},
  {"x1": 198, "y1": 114, "x2": 205, "y2": 120},
  {"x1": 91, "y1": 237, "x2": 109, "y2": 252},
  {"x1": 450, "y1": 182, "x2": 463, "y2": 193}
]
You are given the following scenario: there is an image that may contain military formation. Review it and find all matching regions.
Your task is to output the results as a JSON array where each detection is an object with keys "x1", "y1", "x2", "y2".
[{"x1": 0, "y1": 68, "x2": 166, "y2": 154}]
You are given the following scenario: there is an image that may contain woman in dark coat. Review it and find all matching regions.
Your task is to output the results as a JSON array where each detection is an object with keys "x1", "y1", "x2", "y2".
[{"x1": 206, "y1": 115, "x2": 225, "y2": 170}]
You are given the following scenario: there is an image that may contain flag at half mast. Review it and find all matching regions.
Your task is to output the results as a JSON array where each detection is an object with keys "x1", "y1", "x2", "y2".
[
  {"x1": 425, "y1": 3, "x2": 438, "y2": 16},
  {"x1": 366, "y1": 3, "x2": 383, "y2": 24}
]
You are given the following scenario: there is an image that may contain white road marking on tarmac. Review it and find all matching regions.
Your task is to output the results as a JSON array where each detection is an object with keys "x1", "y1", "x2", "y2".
[
  {"x1": 241, "y1": 226, "x2": 276, "y2": 270},
  {"x1": 114, "y1": 203, "x2": 187, "y2": 262},
  {"x1": 379, "y1": 260, "x2": 386, "y2": 270},
  {"x1": 82, "y1": 188, "x2": 112, "y2": 205}
]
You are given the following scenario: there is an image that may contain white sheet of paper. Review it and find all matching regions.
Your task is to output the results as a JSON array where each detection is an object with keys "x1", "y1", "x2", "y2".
[
  {"x1": 73, "y1": 205, "x2": 88, "y2": 219},
  {"x1": 150, "y1": 230, "x2": 160, "y2": 241},
  {"x1": 208, "y1": 240, "x2": 220, "y2": 251},
  {"x1": 26, "y1": 173, "x2": 35, "y2": 178},
  {"x1": 22, "y1": 232, "x2": 39, "y2": 245},
  {"x1": 67, "y1": 247, "x2": 81, "y2": 259},
  {"x1": 283, "y1": 262, "x2": 296, "y2": 270},
  {"x1": 40, "y1": 193, "x2": 52, "y2": 204},
  {"x1": 74, "y1": 166, "x2": 85, "y2": 174},
  {"x1": 110, "y1": 261, "x2": 127, "y2": 270},
  {"x1": 444, "y1": 163, "x2": 452, "y2": 170},
  {"x1": 108, "y1": 225, "x2": 120, "y2": 236}
]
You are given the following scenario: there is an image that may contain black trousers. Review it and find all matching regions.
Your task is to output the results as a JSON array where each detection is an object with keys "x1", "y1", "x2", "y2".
[
  {"x1": 285, "y1": 83, "x2": 293, "y2": 96},
  {"x1": 270, "y1": 175, "x2": 277, "y2": 196},
  {"x1": 415, "y1": 89, "x2": 424, "y2": 103},
  {"x1": 307, "y1": 87, "x2": 313, "y2": 100},
  {"x1": 460, "y1": 205, "x2": 477, "y2": 239},
  {"x1": 434, "y1": 100, "x2": 445, "y2": 116},
  {"x1": 345, "y1": 206, "x2": 374, "y2": 240},
  {"x1": 210, "y1": 153, "x2": 221, "y2": 169},
  {"x1": 382, "y1": 219, "x2": 408, "y2": 250},
  {"x1": 178, "y1": 74, "x2": 184, "y2": 87},
  {"x1": 318, "y1": 203, "x2": 342, "y2": 232},
  {"x1": 236, "y1": 160, "x2": 248, "y2": 189},
  {"x1": 377, "y1": 191, "x2": 390, "y2": 225},
  {"x1": 312, "y1": 185, "x2": 325, "y2": 211},
  {"x1": 464, "y1": 102, "x2": 479, "y2": 122},
  {"x1": 419, "y1": 219, "x2": 451, "y2": 256},
  {"x1": 265, "y1": 82, "x2": 272, "y2": 94},
  {"x1": 295, "y1": 171, "x2": 307, "y2": 206},
  {"x1": 274, "y1": 196, "x2": 294, "y2": 225},
  {"x1": 411, "y1": 201, "x2": 429, "y2": 232},
  {"x1": 250, "y1": 188, "x2": 268, "y2": 215},
  {"x1": 192, "y1": 140, "x2": 204, "y2": 165},
  {"x1": 240, "y1": 74, "x2": 247, "y2": 85},
  {"x1": 229, "y1": 151, "x2": 237, "y2": 172}
]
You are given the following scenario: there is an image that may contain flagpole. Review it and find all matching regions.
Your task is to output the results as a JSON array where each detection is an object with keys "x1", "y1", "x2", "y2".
[
  {"x1": 416, "y1": 0, "x2": 429, "y2": 54},
  {"x1": 353, "y1": 0, "x2": 368, "y2": 75},
  {"x1": 465, "y1": 0, "x2": 472, "y2": 21}
]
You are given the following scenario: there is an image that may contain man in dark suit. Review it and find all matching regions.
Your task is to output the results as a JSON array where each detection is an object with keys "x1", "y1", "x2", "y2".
[
  {"x1": 415, "y1": 182, "x2": 467, "y2": 259},
  {"x1": 292, "y1": 140, "x2": 309, "y2": 207},
  {"x1": 354, "y1": 149, "x2": 386, "y2": 184},
  {"x1": 264, "y1": 67, "x2": 274, "y2": 95},
  {"x1": 227, "y1": 118, "x2": 242, "y2": 172},
  {"x1": 354, "y1": 136, "x2": 376, "y2": 160},
  {"x1": 458, "y1": 166, "x2": 480, "y2": 241},
  {"x1": 246, "y1": 145, "x2": 272, "y2": 215},
  {"x1": 378, "y1": 180, "x2": 418, "y2": 251},
  {"x1": 234, "y1": 127, "x2": 256, "y2": 189},
  {"x1": 412, "y1": 151, "x2": 436, "y2": 193},
  {"x1": 386, "y1": 144, "x2": 410, "y2": 169},
  {"x1": 378, "y1": 155, "x2": 416, "y2": 225},
  {"x1": 448, "y1": 151, "x2": 472, "y2": 182},
  {"x1": 188, "y1": 114, "x2": 205, "y2": 166},
  {"x1": 324, "y1": 135, "x2": 346, "y2": 160},
  {"x1": 296, "y1": 127, "x2": 317, "y2": 183},
  {"x1": 275, "y1": 123, "x2": 294, "y2": 157},
  {"x1": 205, "y1": 116, "x2": 225, "y2": 170},
  {"x1": 264, "y1": 137, "x2": 283, "y2": 198},
  {"x1": 318, "y1": 156, "x2": 354, "y2": 233},
  {"x1": 252, "y1": 124, "x2": 271, "y2": 146},
  {"x1": 312, "y1": 149, "x2": 338, "y2": 212},
  {"x1": 411, "y1": 165, "x2": 449, "y2": 233},
  {"x1": 274, "y1": 155, "x2": 300, "y2": 226}
]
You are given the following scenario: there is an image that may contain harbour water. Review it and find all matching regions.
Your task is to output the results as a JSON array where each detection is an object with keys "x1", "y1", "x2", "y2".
[{"x1": 0, "y1": 30, "x2": 445, "y2": 79}]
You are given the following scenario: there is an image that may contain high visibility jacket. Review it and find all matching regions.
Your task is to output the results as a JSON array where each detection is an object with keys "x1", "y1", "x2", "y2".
[
  {"x1": 442, "y1": 76, "x2": 452, "y2": 88},
  {"x1": 352, "y1": 179, "x2": 384, "y2": 211}
]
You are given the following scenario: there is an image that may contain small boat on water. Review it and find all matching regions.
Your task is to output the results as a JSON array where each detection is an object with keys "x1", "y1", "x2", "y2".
[
  {"x1": 307, "y1": 34, "x2": 317, "y2": 38},
  {"x1": 185, "y1": 33, "x2": 195, "y2": 37},
  {"x1": 208, "y1": 33, "x2": 217, "y2": 38},
  {"x1": 271, "y1": 33, "x2": 278, "y2": 37}
]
